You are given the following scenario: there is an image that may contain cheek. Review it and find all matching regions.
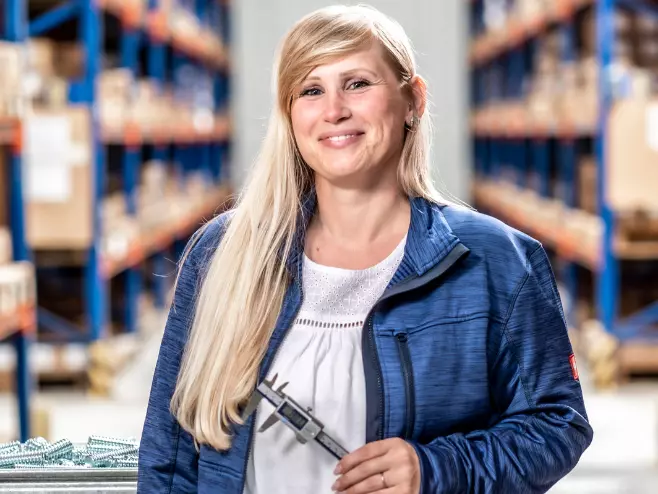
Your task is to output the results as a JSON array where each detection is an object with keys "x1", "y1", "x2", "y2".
[
  {"x1": 291, "y1": 105, "x2": 318, "y2": 147},
  {"x1": 357, "y1": 95, "x2": 405, "y2": 136}
]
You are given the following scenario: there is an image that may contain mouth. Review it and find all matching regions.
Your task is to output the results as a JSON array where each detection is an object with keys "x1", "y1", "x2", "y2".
[
  {"x1": 318, "y1": 131, "x2": 365, "y2": 149},
  {"x1": 318, "y1": 131, "x2": 365, "y2": 142}
]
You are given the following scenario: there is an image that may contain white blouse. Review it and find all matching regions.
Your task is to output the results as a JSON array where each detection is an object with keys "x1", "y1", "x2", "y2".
[{"x1": 244, "y1": 235, "x2": 407, "y2": 493}]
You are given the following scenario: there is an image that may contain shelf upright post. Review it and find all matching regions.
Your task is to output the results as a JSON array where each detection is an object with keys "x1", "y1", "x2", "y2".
[
  {"x1": 80, "y1": 0, "x2": 106, "y2": 341},
  {"x1": 511, "y1": 47, "x2": 526, "y2": 189},
  {"x1": 121, "y1": 16, "x2": 142, "y2": 333},
  {"x1": 147, "y1": 0, "x2": 169, "y2": 310},
  {"x1": 558, "y1": 19, "x2": 580, "y2": 328},
  {"x1": 172, "y1": 52, "x2": 186, "y2": 189},
  {"x1": 171, "y1": 49, "x2": 189, "y2": 261},
  {"x1": 596, "y1": 0, "x2": 618, "y2": 335},
  {"x1": 217, "y1": 0, "x2": 230, "y2": 183},
  {"x1": 5, "y1": 0, "x2": 32, "y2": 444},
  {"x1": 212, "y1": 68, "x2": 223, "y2": 183},
  {"x1": 527, "y1": 38, "x2": 548, "y2": 197},
  {"x1": 471, "y1": 57, "x2": 478, "y2": 178}
]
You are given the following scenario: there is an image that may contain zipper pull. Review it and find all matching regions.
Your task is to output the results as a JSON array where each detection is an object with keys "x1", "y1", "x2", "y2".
[{"x1": 396, "y1": 333, "x2": 408, "y2": 343}]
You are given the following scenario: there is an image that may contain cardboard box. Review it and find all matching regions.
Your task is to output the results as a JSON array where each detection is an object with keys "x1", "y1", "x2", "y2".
[
  {"x1": 0, "y1": 42, "x2": 22, "y2": 93},
  {"x1": 607, "y1": 98, "x2": 658, "y2": 212},
  {"x1": 33, "y1": 77, "x2": 69, "y2": 109},
  {"x1": 0, "y1": 227, "x2": 11, "y2": 264},
  {"x1": 99, "y1": 69, "x2": 134, "y2": 100},
  {"x1": 0, "y1": 42, "x2": 24, "y2": 118},
  {"x1": 27, "y1": 38, "x2": 56, "y2": 77},
  {"x1": 99, "y1": 70, "x2": 133, "y2": 134},
  {"x1": 581, "y1": 9, "x2": 635, "y2": 57},
  {"x1": 25, "y1": 106, "x2": 94, "y2": 249},
  {"x1": 55, "y1": 42, "x2": 84, "y2": 79},
  {"x1": 578, "y1": 156, "x2": 598, "y2": 215}
]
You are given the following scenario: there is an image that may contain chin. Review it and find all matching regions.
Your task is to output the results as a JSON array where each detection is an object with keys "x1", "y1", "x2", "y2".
[{"x1": 317, "y1": 161, "x2": 365, "y2": 180}]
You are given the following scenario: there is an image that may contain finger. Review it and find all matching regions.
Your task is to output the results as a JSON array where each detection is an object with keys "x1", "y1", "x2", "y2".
[
  {"x1": 337, "y1": 473, "x2": 391, "y2": 494},
  {"x1": 335, "y1": 439, "x2": 396, "y2": 475},
  {"x1": 333, "y1": 456, "x2": 390, "y2": 492},
  {"x1": 339, "y1": 459, "x2": 420, "y2": 494}
]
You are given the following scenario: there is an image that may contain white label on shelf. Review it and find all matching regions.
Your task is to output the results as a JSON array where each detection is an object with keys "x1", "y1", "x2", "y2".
[
  {"x1": 24, "y1": 115, "x2": 73, "y2": 202},
  {"x1": 648, "y1": 104, "x2": 658, "y2": 152},
  {"x1": 25, "y1": 165, "x2": 71, "y2": 203}
]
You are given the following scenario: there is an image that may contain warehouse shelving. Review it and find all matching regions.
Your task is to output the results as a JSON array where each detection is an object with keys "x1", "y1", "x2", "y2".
[
  {"x1": 1, "y1": 1, "x2": 34, "y2": 443},
  {"x1": 1, "y1": 0, "x2": 233, "y2": 438},
  {"x1": 469, "y1": 0, "x2": 658, "y2": 383}
]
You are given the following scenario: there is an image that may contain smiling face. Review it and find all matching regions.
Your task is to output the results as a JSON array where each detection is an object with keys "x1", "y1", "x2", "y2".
[{"x1": 290, "y1": 42, "x2": 412, "y2": 189}]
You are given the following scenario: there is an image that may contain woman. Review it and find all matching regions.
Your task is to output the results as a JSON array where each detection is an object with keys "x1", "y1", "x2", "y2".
[{"x1": 137, "y1": 5, "x2": 593, "y2": 493}]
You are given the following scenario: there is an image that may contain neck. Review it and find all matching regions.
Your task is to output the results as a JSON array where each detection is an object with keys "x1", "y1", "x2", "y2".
[{"x1": 310, "y1": 178, "x2": 410, "y2": 248}]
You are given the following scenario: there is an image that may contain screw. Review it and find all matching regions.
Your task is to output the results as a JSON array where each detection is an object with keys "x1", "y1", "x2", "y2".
[{"x1": 90, "y1": 444, "x2": 139, "y2": 463}]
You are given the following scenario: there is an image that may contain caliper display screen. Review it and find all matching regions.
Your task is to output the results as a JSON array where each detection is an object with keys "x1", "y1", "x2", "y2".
[{"x1": 279, "y1": 402, "x2": 308, "y2": 430}]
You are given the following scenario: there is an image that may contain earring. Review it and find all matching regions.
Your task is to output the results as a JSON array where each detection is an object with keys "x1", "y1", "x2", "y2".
[{"x1": 406, "y1": 115, "x2": 418, "y2": 129}]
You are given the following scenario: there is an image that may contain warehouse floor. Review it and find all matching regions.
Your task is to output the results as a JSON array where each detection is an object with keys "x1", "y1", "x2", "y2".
[{"x1": 1, "y1": 317, "x2": 658, "y2": 492}]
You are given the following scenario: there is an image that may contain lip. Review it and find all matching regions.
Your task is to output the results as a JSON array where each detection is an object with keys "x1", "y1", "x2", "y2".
[{"x1": 318, "y1": 130, "x2": 365, "y2": 141}]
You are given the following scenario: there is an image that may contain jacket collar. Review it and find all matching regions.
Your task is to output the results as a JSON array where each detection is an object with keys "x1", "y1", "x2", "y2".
[{"x1": 285, "y1": 190, "x2": 461, "y2": 285}]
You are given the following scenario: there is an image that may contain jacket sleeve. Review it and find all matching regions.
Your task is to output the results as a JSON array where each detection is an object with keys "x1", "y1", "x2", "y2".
[
  {"x1": 136, "y1": 236, "x2": 205, "y2": 493},
  {"x1": 411, "y1": 245, "x2": 594, "y2": 494}
]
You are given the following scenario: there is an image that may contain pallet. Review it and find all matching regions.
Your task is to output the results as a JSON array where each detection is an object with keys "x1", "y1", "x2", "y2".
[{"x1": 578, "y1": 319, "x2": 658, "y2": 388}]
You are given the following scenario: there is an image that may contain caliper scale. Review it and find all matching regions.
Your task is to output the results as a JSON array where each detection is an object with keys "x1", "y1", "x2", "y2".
[{"x1": 241, "y1": 374, "x2": 350, "y2": 460}]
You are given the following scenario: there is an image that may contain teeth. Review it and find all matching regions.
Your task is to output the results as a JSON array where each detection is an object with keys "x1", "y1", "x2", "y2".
[{"x1": 327, "y1": 134, "x2": 356, "y2": 142}]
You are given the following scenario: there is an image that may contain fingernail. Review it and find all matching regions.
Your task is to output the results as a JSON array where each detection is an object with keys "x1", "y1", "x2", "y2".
[
  {"x1": 331, "y1": 481, "x2": 338, "y2": 491},
  {"x1": 334, "y1": 464, "x2": 342, "y2": 474}
]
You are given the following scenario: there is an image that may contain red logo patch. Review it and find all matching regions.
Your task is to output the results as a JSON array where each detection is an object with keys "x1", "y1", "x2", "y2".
[{"x1": 569, "y1": 354, "x2": 579, "y2": 381}]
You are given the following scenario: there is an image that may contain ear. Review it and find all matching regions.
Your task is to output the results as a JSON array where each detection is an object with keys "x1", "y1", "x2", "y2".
[{"x1": 406, "y1": 75, "x2": 427, "y2": 123}]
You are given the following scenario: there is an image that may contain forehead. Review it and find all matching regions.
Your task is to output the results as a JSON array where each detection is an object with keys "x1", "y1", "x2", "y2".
[{"x1": 304, "y1": 43, "x2": 392, "y2": 80}]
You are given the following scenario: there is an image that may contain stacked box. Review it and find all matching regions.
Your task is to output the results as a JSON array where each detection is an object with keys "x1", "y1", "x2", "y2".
[
  {"x1": 24, "y1": 39, "x2": 81, "y2": 110},
  {"x1": 0, "y1": 261, "x2": 35, "y2": 317},
  {"x1": 516, "y1": 0, "x2": 547, "y2": 21},
  {"x1": 0, "y1": 228, "x2": 11, "y2": 265},
  {"x1": 25, "y1": 106, "x2": 94, "y2": 249},
  {"x1": 0, "y1": 42, "x2": 25, "y2": 118},
  {"x1": 101, "y1": 193, "x2": 140, "y2": 263},
  {"x1": 99, "y1": 69, "x2": 134, "y2": 135},
  {"x1": 138, "y1": 162, "x2": 172, "y2": 232},
  {"x1": 580, "y1": 8, "x2": 636, "y2": 61},
  {"x1": 578, "y1": 156, "x2": 598, "y2": 215}
]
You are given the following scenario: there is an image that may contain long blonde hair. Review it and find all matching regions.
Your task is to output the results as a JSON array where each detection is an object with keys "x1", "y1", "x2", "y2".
[{"x1": 171, "y1": 4, "x2": 452, "y2": 451}]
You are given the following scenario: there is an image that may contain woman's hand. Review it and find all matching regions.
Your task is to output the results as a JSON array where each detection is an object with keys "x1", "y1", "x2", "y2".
[{"x1": 331, "y1": 438, "x2": 421, "y2": 494}]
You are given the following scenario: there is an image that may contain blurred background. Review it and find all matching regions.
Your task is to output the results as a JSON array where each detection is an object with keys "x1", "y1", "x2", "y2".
[{"x1": 0, "y1": 0, "x2": 657, "y2": 492}]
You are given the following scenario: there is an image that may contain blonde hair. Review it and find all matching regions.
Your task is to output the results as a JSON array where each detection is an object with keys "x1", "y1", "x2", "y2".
[{"x1": 171, "y1": 4, "x2": 452, "y2": 451}]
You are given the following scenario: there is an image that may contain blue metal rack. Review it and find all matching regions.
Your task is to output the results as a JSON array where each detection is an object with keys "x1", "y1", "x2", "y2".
[
  {"x1": 1, "y1": 0, "x2": 32, "y2": 444},
  {"x1": 22, "y1": 0, "x2": 231, "y2": 343},
  {"x1": 1, "y1": 0, "x2": 231, "y2": 436},
  {"x1": 469, "y1": 0, "x2": 658, "y2": 346}
]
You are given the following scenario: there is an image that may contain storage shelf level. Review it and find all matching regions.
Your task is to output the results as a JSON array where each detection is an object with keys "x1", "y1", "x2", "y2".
[{"x1": 101, "y1": 186, "x2": 231, "y2": 279}]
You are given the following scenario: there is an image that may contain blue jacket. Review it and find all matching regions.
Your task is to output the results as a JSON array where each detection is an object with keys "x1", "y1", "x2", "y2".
[{"x1": 137, "y1": 195, "x2": 593, "y2": 493}]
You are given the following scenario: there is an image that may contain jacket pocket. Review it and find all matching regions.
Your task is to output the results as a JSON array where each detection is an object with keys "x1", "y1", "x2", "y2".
[{"x1": 395, "y1": 332, "x2": 416, "y2": 439}]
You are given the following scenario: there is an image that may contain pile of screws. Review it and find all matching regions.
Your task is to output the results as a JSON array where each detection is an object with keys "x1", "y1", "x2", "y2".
[{"x1": 0, "y1": 436, "x2": 139, "y2": 470}]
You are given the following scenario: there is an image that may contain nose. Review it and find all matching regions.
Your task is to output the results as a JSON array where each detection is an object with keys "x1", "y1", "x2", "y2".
[{"x1": 323, "y1": 90, "x2": 351, "y2": 124}]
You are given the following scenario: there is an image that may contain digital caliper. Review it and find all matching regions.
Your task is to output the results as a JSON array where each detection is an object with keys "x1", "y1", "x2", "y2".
[{"x1": 241, "y1": 374, "x2": 350, "y2": 460}]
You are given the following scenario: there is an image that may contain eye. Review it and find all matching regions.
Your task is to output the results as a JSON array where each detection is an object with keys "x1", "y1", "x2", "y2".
[
  {"x1": 300, "y1": 87, "x2": 323, "y2": 97},
  {"x1": 347, "y1": 79, "x2": 370, "y2": 90}
]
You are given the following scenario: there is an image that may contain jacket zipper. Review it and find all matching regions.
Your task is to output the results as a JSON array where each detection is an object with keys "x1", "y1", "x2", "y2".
[
  {"x1": 240, "y1": 277, "x2": 304, "y2": 494},
  {"x1": 364, "y1": 242, "x2": 469, "y2": 442},
  {"x1": 364, "y1": 314, "x2": 384, "y2": 440},
  {"x1": 395, "y1": 333, "x2": 415, "y2": 439}
]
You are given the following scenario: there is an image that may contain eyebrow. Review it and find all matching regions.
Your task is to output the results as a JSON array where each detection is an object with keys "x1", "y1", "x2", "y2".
[{"x1": 303, "y1": 68, "x2": 379, "y2": 83}]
